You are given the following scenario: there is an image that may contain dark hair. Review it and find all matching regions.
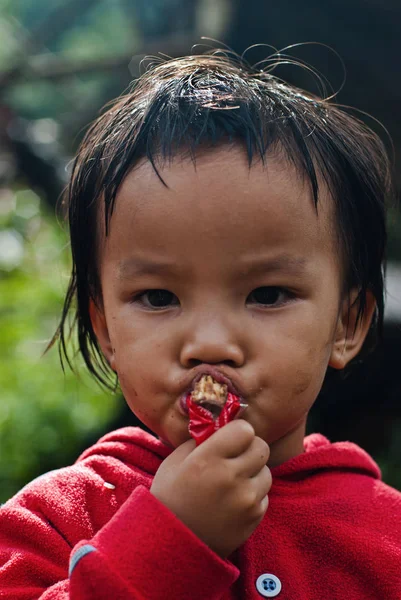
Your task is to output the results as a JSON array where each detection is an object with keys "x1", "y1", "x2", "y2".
[{"x1": 54, "y1": 50, "x2": 393, "y2": 389}]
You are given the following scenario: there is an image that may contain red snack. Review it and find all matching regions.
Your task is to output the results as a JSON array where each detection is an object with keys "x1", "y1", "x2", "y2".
[{"x1": 187, "y1": 375, "x2": 247, "y2": 445}]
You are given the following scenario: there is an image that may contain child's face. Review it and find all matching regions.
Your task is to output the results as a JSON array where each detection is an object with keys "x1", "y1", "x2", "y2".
[{"x1": 92, "y1": 146, "x2": 368, "y2": 466}]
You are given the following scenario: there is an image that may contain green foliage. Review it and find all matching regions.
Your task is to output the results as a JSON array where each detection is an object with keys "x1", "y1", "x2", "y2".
[
  {"x1": 0, "y1": 0, "x2": 137, "y2": 121},
  {"x1": 0, "y1": 186, "x2": 119, "y2": 503},
  {"x1": 57, "y1": 1, "x2": 137, "y2": 59}
]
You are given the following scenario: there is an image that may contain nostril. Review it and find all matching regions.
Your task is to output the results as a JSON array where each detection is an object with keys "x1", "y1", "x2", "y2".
[
  {"x1": 186, "y1": 359, "x2": 203, "y2": 368},
  {"x1": 221, "y1": 359, "x2": 238, "y2": 368}
]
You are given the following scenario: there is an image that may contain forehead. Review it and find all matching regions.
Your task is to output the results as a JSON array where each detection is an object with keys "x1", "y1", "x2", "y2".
[{"x1": 101, "y1": 146, "x2": 337, "y2": 271}]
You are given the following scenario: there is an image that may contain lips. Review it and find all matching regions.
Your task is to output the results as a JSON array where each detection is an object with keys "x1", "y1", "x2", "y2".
[{"x1": 177, "y1": 367, "x2": 246, "y2": 418}]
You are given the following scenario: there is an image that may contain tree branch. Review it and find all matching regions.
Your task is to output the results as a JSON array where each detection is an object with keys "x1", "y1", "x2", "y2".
[{"x1": 3, "y1": 33, "x2": 195, "y2": 84}]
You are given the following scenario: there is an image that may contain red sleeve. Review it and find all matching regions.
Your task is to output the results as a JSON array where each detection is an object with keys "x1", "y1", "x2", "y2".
[{"x1": 0, "y1": 484, "x2": 239, "y2": 599}]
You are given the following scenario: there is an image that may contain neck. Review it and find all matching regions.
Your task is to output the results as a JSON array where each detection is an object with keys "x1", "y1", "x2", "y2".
[{"x1": 267, "y1": 419, "x2": 307, "y2": 468}]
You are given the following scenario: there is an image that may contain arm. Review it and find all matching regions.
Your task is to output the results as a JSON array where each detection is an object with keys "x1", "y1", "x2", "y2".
[{"x1": 0, "y1": 484, "x2": 238, "y2": 600}]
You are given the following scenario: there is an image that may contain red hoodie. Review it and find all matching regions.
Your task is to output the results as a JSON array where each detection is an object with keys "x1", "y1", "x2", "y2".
[{"x1": 0, "y1": 427, "x2": 400, "y2": 599}]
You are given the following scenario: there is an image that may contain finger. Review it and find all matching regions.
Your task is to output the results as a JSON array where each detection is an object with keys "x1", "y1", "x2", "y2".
[
  {"x1": 234, "y1": 437, "x2": 270, "y2": 478},
  {"x1": 250, "y1": 491, "x2": 270, "y2": 522},
  {"x1": 258, "y1": 493, "x2": 269, "y2": 516},
  {"x1": 166, "y1": 438, "x2": 197, "y2": 465},
  {"x1": 252, "y1": 466, "x2": 273, "y2": 502},
  {"x1": 200, "y1": 419, "x2": 255, "y2": 459}
]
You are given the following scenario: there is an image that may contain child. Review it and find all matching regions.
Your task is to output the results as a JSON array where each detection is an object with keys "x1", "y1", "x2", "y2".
[{"x1": 0, "y1": 50, "x2": 400, "y2": 599}]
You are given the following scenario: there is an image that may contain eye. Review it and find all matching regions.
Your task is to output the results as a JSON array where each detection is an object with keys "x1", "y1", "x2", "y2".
[
  {"x1": 133, "y1": 289, "x2": 179, "y2": 309},
  {"x1": 247, "y1": 286, "x2": 293, "y2": 307}
]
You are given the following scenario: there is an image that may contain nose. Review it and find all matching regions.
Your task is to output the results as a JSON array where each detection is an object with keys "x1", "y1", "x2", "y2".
[{"x1": 179, "y1": 312, "x2": 245, "y2": 368}]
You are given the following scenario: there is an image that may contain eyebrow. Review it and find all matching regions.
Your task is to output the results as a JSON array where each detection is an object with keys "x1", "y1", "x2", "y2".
[
  {"x1": 117, "y1": 254, "x2": 309, "y2": 280},
  {"x1": 117, "y1": 258, "x2": 181, "y2": 280},
  {"x1": 237, "y1": 255, "x2": 309, "y2": 277}
]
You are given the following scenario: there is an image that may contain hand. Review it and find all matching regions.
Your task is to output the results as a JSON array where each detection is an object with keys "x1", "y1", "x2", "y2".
[{"x1": 150, "y1": 420, "x2": 272, "y2": 558}]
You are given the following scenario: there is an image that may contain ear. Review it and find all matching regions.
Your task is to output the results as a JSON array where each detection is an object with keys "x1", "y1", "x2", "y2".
[
  {"x1": 89, "y1": 299, "x2": 116, "y2": 371},
  {"x1": 329, "y1": 289, "x2": 376, "y2": 370}
]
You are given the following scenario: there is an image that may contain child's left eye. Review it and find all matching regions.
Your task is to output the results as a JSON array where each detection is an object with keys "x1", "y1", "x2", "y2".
[{"x1": 246, "y1": 286, "x2": 293, "y2": 307}]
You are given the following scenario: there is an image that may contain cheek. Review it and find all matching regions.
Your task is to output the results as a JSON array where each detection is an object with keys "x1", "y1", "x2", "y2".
[
  {"x1": 111, "y1": 336, "x2": 151, "y2": 402},
  {"x1": 118, "y1": 368, "x2": 159, "y2": 425},
  {"x1": 110, "y1": 321, "x2": 170, "y2": 410},
  {"x1": 287, "y1": 339, "x2": 333, "y2": 399},
  {"x1": 263, "y1": 320, "x2": 334, "y2": 395},
  {"x1": 109, "y1": 313, "x2": 157, "y2": 367},
  {"x1": 291, "y1": 368, "x2": 315, "y2": 396}
]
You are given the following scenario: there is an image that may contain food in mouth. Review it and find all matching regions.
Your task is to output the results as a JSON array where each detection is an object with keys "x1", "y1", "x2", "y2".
[
  {"x1": 186, "y1": 374, "x2": 247, "y2": 445},
  {"x1": 190, "y1": 375, "x2": 228, "y2": 418}
]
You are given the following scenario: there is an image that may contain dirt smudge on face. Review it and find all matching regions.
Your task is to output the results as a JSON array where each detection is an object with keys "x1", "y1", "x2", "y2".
[{"x1": 292, "y1": 369, "x2": 313, "y2": 396}]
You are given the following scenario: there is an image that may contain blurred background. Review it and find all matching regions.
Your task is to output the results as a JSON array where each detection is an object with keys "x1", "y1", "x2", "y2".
[{"x1": 0, "y1": 0, "x2": 400, "y2": 502}]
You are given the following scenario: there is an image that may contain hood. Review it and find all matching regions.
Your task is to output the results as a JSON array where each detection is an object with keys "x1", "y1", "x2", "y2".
[
  {"x1": 77, "y1": 427, "x2": 381, "y2": 482},
  {"x1": 271, "y1": 433, "x2": 381, "y2": 482}
]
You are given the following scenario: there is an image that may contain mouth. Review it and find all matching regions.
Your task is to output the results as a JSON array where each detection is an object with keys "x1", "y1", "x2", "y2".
[
  {"x1": 179, "y1": 370, "x2": 246, "y2": 419},
  {"x1": 191, "y1": 367, "x2": 243, "y2": 398},
  {"x1": 179, "y1": 390, "x2": 224, "y2": 418},
  {"x1": 184, "y1": 374, "x2": 249, "y2": 445},
  {"x1": 190, "y1": 375, "x2": 228, "y2": 417}
]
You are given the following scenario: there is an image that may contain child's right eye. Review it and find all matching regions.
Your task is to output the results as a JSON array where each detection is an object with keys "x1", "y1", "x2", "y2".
[{"x1": 132, "y1": 289, "x2": 179, "y2": 309}]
